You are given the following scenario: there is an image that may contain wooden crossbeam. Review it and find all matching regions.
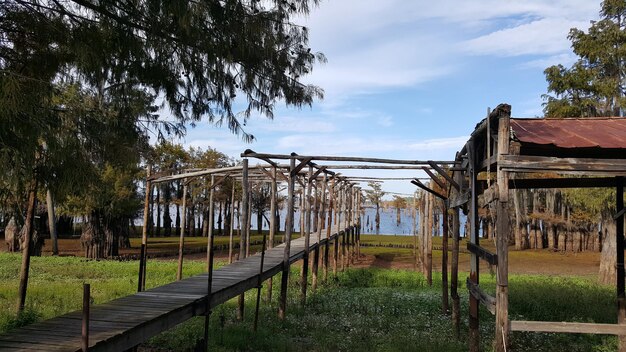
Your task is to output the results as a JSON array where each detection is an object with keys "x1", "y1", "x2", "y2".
[
  {"x1": 466, "y1": 278, "x2": 496, "y2": 315},
  {"x1": 428, "y1": 161, "x2": 460, "y2": 190},
  {"x1": 499, "y1": 155, "x2": 626, "y2": 175},
  {"x1": 411, "y1": 179, "x2": 447, "y2": 200},
  {"x1": 615, "y1": 208, "x2": 626, "y2": 220},
  {"x1": 422, "y1": 167, "x2": 447, "y2": 189},
  {"x1": 510, "y1": 320, "x2": 626, "y2": 335},
  {"x1": 467, "y1": 242, "x2": 498, "y2": 266},
  {"x1": 483, "y1": 183, "x2": 498, "y2": 205}
]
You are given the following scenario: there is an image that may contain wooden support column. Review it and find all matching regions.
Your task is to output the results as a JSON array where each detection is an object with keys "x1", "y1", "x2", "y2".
[
  {"x1": 313, "y1": 176, "x2": 326, "y2": 291},
  {"x1": 426, "y1": 191, "x2": 433, "y2": 286},
  {"x1": 356, "y1": 189, "x2": 362, "y2": 259},
  {"x1": 451, "y1": 205, "x2": 461, "y2": 337},
  {"x1": 413, "y1": 191, "x2": 418, "y2": 271},
  {"x1": 325, "y1": 177, "x2": 333, "y2": 281},
  {"x1": 266, "y1": 168, "x2": 277, "y2": 302},
  {"x1": 238, "y1": 159, "x2": 249, "y2": 321},
  {"x1": 278, "y1": 156, "x2": 296, "y2": 320},
  {"x1": 203, "y1": 175, "x2": 216, "y2": 349},
  {"x1": 330, "y1": 179, "x2": 338, "y2": 276},
  {"x1": 138, "y1": 165, "x2": 151, "y2": 292},
  {"x1": 442, "y1": 200, "x2": 449, "y2": 314},
  {"x1": 468, "y1": 142, "x2": 480, "y2": 352},
  {"x1": 176, "y1": 180, "x2": 188, "y2": 281},
  {"x1": 228, "y1": 183, "x2": 235, "y2": 264},
  {"x1": 617, "y1": 176, "x2": 625, "y2": 351},
  {"x1": 300, "y1": 166, "x2": 313, "y2": 307},
  {"x1": 206, "y1": 175, "x2": 215, "y2": 271},
  {"x1": 339, "y1": 183, "x2": 346, "y2": 272},
  {"x1": 495, "y1": 111, "x2": 511, "y2": 352}
]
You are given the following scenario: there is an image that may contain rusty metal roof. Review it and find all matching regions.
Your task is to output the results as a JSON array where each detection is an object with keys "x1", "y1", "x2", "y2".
[{"x1": 511, "y1": 117, "x2": 626, "y2": 149}]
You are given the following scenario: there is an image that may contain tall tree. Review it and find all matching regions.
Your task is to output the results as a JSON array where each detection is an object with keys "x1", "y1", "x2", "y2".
[
  {"x1": 365, "y1": 182, "x2": 385, "y2": 231},
  {"x1": 543, "y1": 0, "x2": 626, "y2": 117},
  {"x1": 391, "y1": 196, "x2": 407, "y2": 226}
]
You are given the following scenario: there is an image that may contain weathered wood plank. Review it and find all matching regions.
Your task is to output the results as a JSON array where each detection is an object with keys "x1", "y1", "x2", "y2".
[
  {"x1": 510, "y1": 320, "x2": 626, "y2": 335},
  {"x1": 466, "y1": 278, "x2": 496, "y2": 315},
  {"x1": 467, "y1": 242, "x2": 498, "y2": 266}
]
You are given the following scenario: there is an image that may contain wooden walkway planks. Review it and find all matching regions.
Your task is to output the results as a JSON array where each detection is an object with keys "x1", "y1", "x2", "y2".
[{"x1": 0, "y1": 226, "x2": 348, "y2": 352}]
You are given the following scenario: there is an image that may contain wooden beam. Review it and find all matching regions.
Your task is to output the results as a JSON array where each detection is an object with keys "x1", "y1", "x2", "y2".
[
  {"x1": 411, "y1": 179, "x2": 447, "y2": 200},
  {"x1": 499, "y1": 155, "x2": 626, "y2": 175},
  {"x1": 466, "y1": 278, "x2": 496, "y2": 315},
  {"x1": 428, "y1": 161, "x2": 460, "y2": 190},
  {"x1": 507, "y1": 177, "x2": 619, "y2": 189},
  {"x1": 510, "y1": 320, "x2": 626, "y2": 335},
  {"x1": 242, "y1": 150, "x2": 456, "y2": 165},
  {"x1": 422, "y1": 167, "x2": 447, "y2": 189},
  {"x1": 467, "y1": 242, "x2": 498, "y2": 266},
  {"x1": 291, "y1": 157, "x2": 313, "y2": 177}
]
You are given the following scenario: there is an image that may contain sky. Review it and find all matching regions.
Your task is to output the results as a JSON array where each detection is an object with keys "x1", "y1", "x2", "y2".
[{"x1": 175, "y1": 0, "x2": 601, "y2": 197}]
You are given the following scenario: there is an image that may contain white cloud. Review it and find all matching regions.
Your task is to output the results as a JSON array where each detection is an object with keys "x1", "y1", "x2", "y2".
[
  {"x1": 462, "y1": 18, "x2": 589, "y2": 57},
  {"x1": 251, "y1": 116, "x2": 336, "y2": 133},
  {"x1": 407, "y1": 136, "x2": 469, "y2": 151}
]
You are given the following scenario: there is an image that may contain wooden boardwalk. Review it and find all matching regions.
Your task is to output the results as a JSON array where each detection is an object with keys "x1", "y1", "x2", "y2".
[{"x1": 0, "y1": 227, "x2": 348, "y2": 352}]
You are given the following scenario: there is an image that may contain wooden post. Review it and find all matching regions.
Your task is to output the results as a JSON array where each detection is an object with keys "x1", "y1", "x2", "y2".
[
  {"x1": 228, "y1": 182, "x2": 235, "y2": 264},
  {"x1": 278, "y1": 156, "x2": 296, "y2": 320},
  {"x1": 138, "y1": 165, "x2": 151, "y2": 292},
  {"x1": 266, "y1": 168, "x2": 277, "y2": 302},
  {"x1": 254, "y1": 224, "x2": 268, "y2": 331},
  {"x1": 338, "y1": 183, "x2": 346, "y2": 272},
  {"x1": 176, "y1": 180, "x2": 188, "y2": 281},
  {"x1": 495, "y1": 112, "x2": 511, "y2": 352},
  {"x1": 442, "y1": 201, "x2": 449, "y2": 314},
  {"x1": 617, "y1": 176, "x2": 625, "y2": 352},
  {"x1": 451, "y1": 205, "x2": 461, "y2": 337},
  {"x1": 328, "y1": 178, "x2": 336, "y2": 278},
  {"x1": 468, "y1": 142, "x2": 480, "y2": 352},
  {"x1": 46, "y1": 189, "x2": 58, "y2": 256},
  {"x1": 300, "y1": 166, "x2": 313, "y2": 307},
  {"x1": 203, "y1": 176, "x2": 216, "y2": 350},
  {"x1": 413, "y1": 192, "x2": 418, "y2": 270},
  {"x1": 82, "y1": 283, "x2": 90, "y2": 352},
  {"x1": 356, "y1": 189, "x2": 362, "y2": 259},
  {"x1": 426, "y1": 192, "x2": 433, "y2": 285},
  {"x1": 238, "y1": 159, "x2": 249, "y2": 321},
  {"x1": 206, "y1": 175, "x2": 215, "y2": 270},
  {"x1": 313, "y1": 176, "x2": 326, "y2": 291}
]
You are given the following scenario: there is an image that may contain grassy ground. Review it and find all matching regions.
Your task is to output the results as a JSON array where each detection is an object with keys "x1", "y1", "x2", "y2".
[{"x1": 0, "y1": 250, "x2": 618, "y2": 351}]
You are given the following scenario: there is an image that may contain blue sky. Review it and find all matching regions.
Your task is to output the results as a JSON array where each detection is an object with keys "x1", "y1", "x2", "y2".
[{"x1": 176, "y1": 0, "x2": 600, "y2": 196}]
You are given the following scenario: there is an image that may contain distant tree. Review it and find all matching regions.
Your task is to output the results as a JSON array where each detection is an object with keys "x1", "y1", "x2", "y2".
[
  {"x1": 365, "y1": 182, "x2": 385, "y2": 231},
  {"x1": 543, "y1": 0, "x2": 626, "y2": 117},
  {"x1": 251, "y1": 183, "x2": 272, "y2": 234},
  {"x1": 392, "y1": 196, "x2": 407, "y2": 225}
]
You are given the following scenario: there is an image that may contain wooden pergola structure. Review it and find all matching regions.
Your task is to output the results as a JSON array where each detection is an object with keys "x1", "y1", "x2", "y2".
[{"x1": 451, "y1": 104, "x2": 626, "y2": 351}]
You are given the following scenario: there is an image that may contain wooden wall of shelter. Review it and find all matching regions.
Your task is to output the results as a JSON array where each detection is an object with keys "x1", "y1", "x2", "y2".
[{"x1": 450, "y1": 104, "x2": 626, "y2": 352}]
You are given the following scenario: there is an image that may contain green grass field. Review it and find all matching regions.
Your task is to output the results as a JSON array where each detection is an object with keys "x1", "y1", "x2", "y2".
[{"x1": 0, "y1": 250, "x2": 618, "y2": 351}]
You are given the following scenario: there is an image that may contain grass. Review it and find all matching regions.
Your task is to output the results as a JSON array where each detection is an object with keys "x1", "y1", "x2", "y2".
[{"x1": 0, "y1": 249, "x2": 618, "y2": 352}]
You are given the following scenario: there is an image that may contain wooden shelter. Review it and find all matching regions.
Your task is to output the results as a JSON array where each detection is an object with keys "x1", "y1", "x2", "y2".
[{"x1": 451, "y1": 104, "x2": 626, "y2": 351}]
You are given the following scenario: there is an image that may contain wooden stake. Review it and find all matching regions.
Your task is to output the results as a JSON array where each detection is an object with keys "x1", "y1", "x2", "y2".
[
  {"x1": 468, "y1": 142, "x2": 480, "y2": 352},
  {"x1": 238, "y1": 159, "x2": 249, "y2": 321},
  {"x1": 176, "y1": 181, "x2": 187, "y2": 281},
  {"x1": 616, "y1": 176, "x2": 625, "y2": 351},
  {"x1": 451, "y1": 205, "x2": 461, "y2": 337},
  {"x1": 266, "y1": 168, "x2": 277, "y2": 302},
  {"x1": 82, "y1": 283, "x2": 90, "y2": 352},
  {"x1": 253, "y1": 225, "x2": 268, "y2": 331},
  {"x1": 278, "y1": 156, "x2": 296, "y2": 320},
  {"x1": 300, "y1": 166, "x2": 313, "y2": 307},
  {"x1": 442, "y1": 201, "x2": 449, "y2": 314},
  {"x1": 495, "y1": 110, "x2": 511, "y2": 352},
  {"x1": 228, "y1": 182, "x2": 235, "y2": 264},
  {"x1": 203, "y1": 175, "x2": 216, "y2": 350}
]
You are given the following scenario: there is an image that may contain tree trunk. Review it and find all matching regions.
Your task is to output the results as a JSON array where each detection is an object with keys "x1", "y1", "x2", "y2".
[
  {"x1": 599, "y1": 217, "x2": 617, "y2": 284},
  {"x1": 46, "y1": 189, "x2": 58, "y2": 255},
  {"x1": 396, "y1": 207, "x2": 401, "y2": 226},
  {"x1": 17, "y1": 178, "x2": 38, "y2": 313},
  {"x1": 156, "y1": 187, "x2": 161, "y2": 237}
]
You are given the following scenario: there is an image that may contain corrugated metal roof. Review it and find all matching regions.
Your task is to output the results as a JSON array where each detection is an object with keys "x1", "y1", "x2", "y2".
[{"x1": 510, "y1": 117, "x2": 626, "y2": 149}]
